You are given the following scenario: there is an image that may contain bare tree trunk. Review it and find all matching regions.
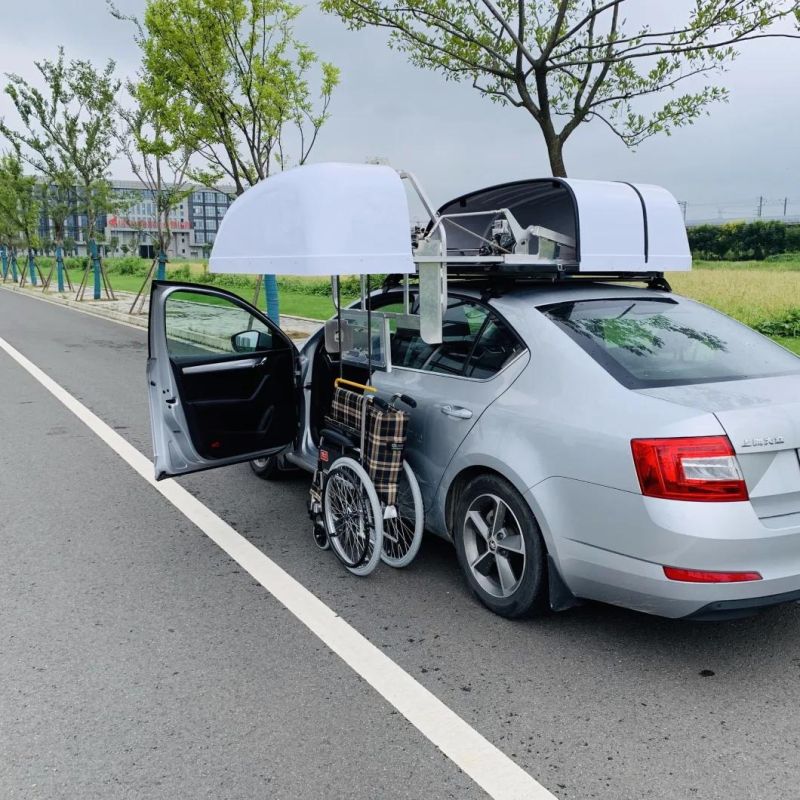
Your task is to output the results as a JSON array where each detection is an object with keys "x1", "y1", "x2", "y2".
[
  {"x1": 84, "y1": 183, "x2": 96, "y2": 246},
  {"x1": 530, "y1": 70, "x2": 569, "y2": 178},
  {"x1": 53, "y1": 218, "x2": 64, "y2": 250},
  {"x1": 545, "y1": 135, "x2": 567, "y2": 178}
]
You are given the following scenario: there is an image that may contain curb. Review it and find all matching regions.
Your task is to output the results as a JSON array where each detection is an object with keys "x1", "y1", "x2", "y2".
[{"x1": 0, "y1": 282, "x2": 321, "y2": 340}]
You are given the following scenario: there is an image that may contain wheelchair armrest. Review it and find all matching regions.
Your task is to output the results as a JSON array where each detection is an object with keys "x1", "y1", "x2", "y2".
[{"x1": 320, "y1": 427, "x2": 357, "y2": 450}]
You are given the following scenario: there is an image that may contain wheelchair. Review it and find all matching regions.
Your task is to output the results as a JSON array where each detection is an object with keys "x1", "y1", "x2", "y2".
[{"x1": 308, "y1": 379, "x2": 423, "y2": 576}]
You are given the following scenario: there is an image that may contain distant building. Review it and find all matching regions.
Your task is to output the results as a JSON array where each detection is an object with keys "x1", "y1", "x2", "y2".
[
  {"x1": 186, "y1": 187, "x2": 235, "y2": 255},
  {"x1": 38, "y1": 179, "x2": 235, "y2": 259}
]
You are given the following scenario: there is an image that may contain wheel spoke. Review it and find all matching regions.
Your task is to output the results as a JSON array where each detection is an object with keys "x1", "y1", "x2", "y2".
[
  {"x1": 471, "y1": 550, "x2": 495, "y2": 576},
  {"x1": 496, "y1": 553, "x2": 517, "y2": 596},
  {"x1": 490, "y1": 496, "x2": 507, "y2": 537},
  {"x1": 467, "y1": 509, "x2": 490, "y2": 542},
  {"x1": 498, "y1": 533, "x2": 524, "y2": 555}
]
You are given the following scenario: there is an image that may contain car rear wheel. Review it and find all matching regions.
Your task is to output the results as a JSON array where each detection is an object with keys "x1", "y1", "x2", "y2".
[{"x1": 454, "y1": 474, "x2": 548, "y2": 619}]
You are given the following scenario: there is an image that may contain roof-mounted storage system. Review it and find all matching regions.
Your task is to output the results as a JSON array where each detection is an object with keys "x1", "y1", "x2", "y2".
[
  {"x1": 426, "y1": 178, "x2": 691, "y2": 276},
  {"x1": 208, "y1": 164, "x2": 690, "y2": 279},
  {"x1": 209, "y1": 162, "x2": 415, "y2": 276},
  {"x1": 207, "y1": 163, "x2": 691, "y2": 347}
]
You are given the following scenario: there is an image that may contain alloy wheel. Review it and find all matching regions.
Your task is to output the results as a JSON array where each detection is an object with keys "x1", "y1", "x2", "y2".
[{"x1": 463, "y1": 493, "x2": 526, "y2": 598}]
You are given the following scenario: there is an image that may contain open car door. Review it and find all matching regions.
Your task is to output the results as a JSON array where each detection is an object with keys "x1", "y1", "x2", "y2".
[{"x1": 147, "y1": 281, "x2": 299, "y2": 480}]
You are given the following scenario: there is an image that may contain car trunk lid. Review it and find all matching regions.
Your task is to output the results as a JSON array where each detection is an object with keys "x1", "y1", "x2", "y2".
[{"x1": 638, "y1": 375, "x2": 800, "y2": 521}]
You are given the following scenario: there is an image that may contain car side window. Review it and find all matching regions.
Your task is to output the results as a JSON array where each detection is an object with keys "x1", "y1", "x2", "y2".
[
  {"x1": 391, "y1": 299, "x2": 484, "y2": 375},
  {"x1": 391, "y1": 298, "x2": 521, "y2": 379},
  {"x1": 165, "y1": 290, "x2": 275, "y2": 362},
  {"x1": 465, "y1": 317, "x2": 524, "y2": 379}
]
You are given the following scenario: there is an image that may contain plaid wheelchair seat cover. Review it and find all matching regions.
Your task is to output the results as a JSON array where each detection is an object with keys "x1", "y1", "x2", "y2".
[
  {"x1": 324, "y1": 386, "x2": 364, "y2": 438},
  {"x1": 364, "y1": 405, "x2": 408, "y2": 507},
  {"x1": 324, "y1": 387, "x2": 409, "y2": 506}
]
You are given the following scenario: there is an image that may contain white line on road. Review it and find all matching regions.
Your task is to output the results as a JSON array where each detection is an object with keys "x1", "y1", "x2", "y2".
[{"x1": 0, "y1": 333, "x2": 557, "y2": 800}]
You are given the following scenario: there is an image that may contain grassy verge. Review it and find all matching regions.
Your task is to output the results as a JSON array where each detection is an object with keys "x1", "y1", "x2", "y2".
[
  {"x1": 775, "y1": 337, "x2": 800, "y2": 356},
  {"x1": 62, "y1": 267, "x2": 357, "y2": 319}
]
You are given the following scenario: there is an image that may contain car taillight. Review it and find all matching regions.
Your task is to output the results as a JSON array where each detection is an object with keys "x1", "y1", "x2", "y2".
[{"x1": 631, "y1": 436, "x2": 748, "y2": 502}]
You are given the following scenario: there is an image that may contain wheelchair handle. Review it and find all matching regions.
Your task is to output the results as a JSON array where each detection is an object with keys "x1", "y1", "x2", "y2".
[{"x1": 334, "y1": 377, "x2": 377, "y2": 393}]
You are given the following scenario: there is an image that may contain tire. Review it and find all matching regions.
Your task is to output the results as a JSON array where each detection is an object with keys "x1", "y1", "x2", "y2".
[
  {"x1": 311, "y1": 519, "x2": 330, "y2": 551},
  {"x1": 381, "y1": 461, "x2": 424, "y2": 568},
  {"x1": 323, "y1": 457, "x2": 384, "y2": 577},
  {"x1": 249, "y1": 456, "x2": 280, "y2": 480},
  {"x1": 453, "y1": 474, "x2": 548, "y2": 619}
]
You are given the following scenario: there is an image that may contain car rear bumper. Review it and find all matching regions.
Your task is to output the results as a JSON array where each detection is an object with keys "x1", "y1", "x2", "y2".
[
  {"x1": 527, "y1": 478, "x2": 800, "y2": 619},
  {"x1": 684, "y1": 586, "x2": 800, "y2": 621}
]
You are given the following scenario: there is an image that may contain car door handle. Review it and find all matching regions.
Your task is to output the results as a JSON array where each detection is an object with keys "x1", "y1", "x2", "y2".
[{"x1": 440, "y1": 404, "x2": 473, "y2": 420}]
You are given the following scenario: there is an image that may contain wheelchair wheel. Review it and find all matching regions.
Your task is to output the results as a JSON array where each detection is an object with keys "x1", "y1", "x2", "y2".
[
  {"x1": 323, "y1": 457, "x2": 384, "y2": 576},
  {"x1": 381, "y1": 461, "x2": 424, "y2": 568}
]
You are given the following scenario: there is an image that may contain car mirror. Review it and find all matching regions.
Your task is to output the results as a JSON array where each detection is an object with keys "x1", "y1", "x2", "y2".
[{"x1": 231, "y1": 329, "x2": 271, "y2": 353}]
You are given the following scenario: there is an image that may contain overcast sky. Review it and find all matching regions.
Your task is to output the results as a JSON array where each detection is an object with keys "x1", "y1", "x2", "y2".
[{"x1": 1, "y1": 1, "x2": 798, "y2": 220}]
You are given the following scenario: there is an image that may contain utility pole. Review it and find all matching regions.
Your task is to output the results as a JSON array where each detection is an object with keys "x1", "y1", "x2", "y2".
[
  {"x1": 784, "y1": 197, "x2": 788, "y2": 217},
  {"x1": 678, "y1": 200, "x2": 688, "y2": 221},
  {"x1": 757, "y1": 196, "x2": 764, "y2": 218}
]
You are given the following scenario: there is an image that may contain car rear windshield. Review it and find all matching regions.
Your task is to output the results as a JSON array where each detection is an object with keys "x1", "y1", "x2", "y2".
[{"x1": 541, "y1": 297, "x2": 800, "y2": 389}]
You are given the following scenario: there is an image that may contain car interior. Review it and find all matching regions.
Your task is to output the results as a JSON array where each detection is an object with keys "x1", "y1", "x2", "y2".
[{"x1": 307, "y1": 288, "x2": 524, "y2": 443}]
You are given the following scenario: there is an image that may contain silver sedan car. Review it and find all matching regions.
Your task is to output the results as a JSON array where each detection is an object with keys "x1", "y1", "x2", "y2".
[{"x1": 147, "y1": 279, "x2": 800, "y2": 621}]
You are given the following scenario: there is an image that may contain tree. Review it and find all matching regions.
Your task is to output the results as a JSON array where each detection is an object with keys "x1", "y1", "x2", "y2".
[
  {"x1": 110, "y1": 5, "x2": 196, "y2": 262},
  {"x1": 0, "y1": 151, "x2": 41, "y2": 250},
  {"x1": 0, "y1": 151, "x2": 43, "y2": 284},
  {"x1": 3, "y1": 49, "x2": 120, "y2": 259},
  {"x1": 0, "y1": 158, "x2": 22, "y2": 272},
  {"x1": 138, "y1": 0, "x2": 340, "y2": 318},
  {"x1": 115, "y1": 88, "x2": 193, "y2": 261},
  {"x1": 323, "y1": 0, "x2": 800, "y2": 176},
  {"x1": 128, "y1": 216, "x2": 148, "y2": 255},
  {"x1": 4, "y1": 48, "x2": 120, "y2": 299},
  {"x1": 1, "y1": 61, "x2": 78, "y2": 258}
]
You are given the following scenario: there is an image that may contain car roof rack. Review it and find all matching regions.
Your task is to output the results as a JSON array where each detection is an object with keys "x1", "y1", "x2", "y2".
[{"x1": 394, "y1": 267, "x2": 673, "y2": 295}]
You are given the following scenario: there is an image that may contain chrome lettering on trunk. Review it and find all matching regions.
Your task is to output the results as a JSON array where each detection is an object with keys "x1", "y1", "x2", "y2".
[{"x1": 741, "y1": 436, "x2": 785, "y2": 448}]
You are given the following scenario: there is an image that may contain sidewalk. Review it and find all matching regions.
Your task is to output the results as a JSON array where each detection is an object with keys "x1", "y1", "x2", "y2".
[{"x1": 0, "y1": 281, "x2": 322, "y2": 340}]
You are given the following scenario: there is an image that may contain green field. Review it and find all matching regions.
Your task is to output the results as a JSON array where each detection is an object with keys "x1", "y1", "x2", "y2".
[
  {"x1": 50, "y1": 255, "x2": 800, "y2": 354},
  {"x1": 667, "y1": 258, "x2": 800, "y2": 355},
  {"x1": 668, "y1": 264, "x2": 800, "y2": 327}
]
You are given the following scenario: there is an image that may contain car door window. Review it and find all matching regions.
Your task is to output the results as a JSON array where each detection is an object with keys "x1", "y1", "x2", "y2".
[
  {"x1": 465, "y1": 317, "x2": 525, "y2": 379},
  {"x1": 390, "y1": 298, "x2": 521, "y2": 378},
  {"x1": 165, "y1": 290, "x2": 274, "y2": 363},
  {"x1": 425, "y1": 302, "x2": 489, "y2": 375},
  {"x1": 392, "y1": 300, "x2": 486, "y2": 374}
]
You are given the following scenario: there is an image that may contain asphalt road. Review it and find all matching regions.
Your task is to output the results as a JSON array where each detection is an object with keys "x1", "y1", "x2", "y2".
[{"x1": 2, "y1": 287, "x2": 800, "y2": 800}]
